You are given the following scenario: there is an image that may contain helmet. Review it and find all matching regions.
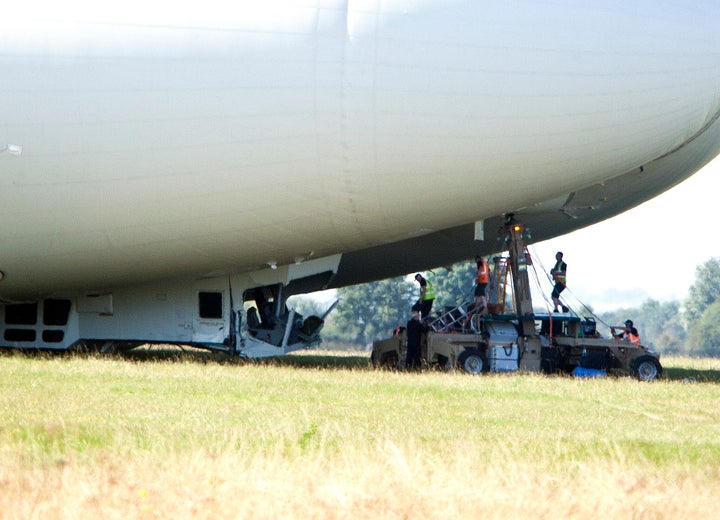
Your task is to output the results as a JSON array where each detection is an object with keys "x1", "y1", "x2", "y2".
[{"x1": 624, "y1": 319, "x2": 633, "y2": 326}]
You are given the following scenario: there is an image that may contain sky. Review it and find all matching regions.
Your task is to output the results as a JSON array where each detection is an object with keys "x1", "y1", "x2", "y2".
[{"x1": 529, "y1": 156, "x2": 720, "y2": 312}]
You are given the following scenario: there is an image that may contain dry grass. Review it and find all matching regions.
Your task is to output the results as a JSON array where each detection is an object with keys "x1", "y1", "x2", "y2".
[
  {"x1": 3, "y1": 449, "x2": 717, "y2": 519},
  {"x1": 1, "y1": 349, "x2": 719, "y2": 519}
]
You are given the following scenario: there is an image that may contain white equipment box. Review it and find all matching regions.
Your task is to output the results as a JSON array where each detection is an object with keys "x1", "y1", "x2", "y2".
[{"x1": 489, "y1": 344, "x2": 518, "y2": 372}]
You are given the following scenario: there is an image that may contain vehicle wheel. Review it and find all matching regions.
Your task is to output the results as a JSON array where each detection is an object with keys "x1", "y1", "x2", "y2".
[
  {"x1": 632, "y1": 355, "x2": 662, "y2": 381},
  {"x1": 457, "y1": 350, "x2": 487, "y2": 375}
]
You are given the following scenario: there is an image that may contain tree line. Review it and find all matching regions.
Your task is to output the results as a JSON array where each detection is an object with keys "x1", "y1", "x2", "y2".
[
  {"x1": 597, "y1": 258, "x2": 720, "y2": 357},
  {"x1": 294, "y1": 258, "x2": 720, "y2": 357}
]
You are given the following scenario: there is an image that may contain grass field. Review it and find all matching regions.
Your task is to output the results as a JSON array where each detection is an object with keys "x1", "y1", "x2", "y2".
[{"x1": 1, "y1": 348, "x2": 719, "y2": 519}]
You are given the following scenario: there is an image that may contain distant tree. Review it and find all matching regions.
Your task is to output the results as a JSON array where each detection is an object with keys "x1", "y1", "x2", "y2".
[
  {"x1": 432, "y1": 254, "x2": 519, "y2": 312},
  {"x1": 637, "y1": 299, "x2": 686, "y2": 354},
  {"x1": 288, "y1": 296, "x2": 332, "y2": 318},
  {"x1": 427, "y1": 262, "x2": 477, "y2": 310},
  {"x1": 686, "y1": 300, "x2": 720, "y2": 357},
  {"x1": 598, "y1": 307, "x2": 635, "y2": 335},
  {"x1": 684, "y1": 257, "x2": 720, "y2": 326},
  {"x1": 327, "y1": 276, "x2": 416, "y2": 346},
  {"x1": 598, "y1": 298, "x2": 686, "y2": 355}
]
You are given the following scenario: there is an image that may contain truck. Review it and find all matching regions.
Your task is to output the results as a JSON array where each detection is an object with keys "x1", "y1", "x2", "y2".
[{"x1": 371, "y1": 216, "x2": 662, "y2": 381}]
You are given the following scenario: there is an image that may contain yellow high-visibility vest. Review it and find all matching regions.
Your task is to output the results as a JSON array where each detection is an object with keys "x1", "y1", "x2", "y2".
[
  {"x1": 553, "y1": 261, "x2": 566, "y2": 285},
  {"x1": 423, "y1": 280, "x2": 435, "y2": 300}
]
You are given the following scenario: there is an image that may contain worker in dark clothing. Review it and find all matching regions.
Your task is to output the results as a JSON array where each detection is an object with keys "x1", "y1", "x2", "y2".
[
  {"x1": 405, "y1": 306, "x2": 427, "y2": 370},
  {"x1": 612, "y1": 319, "x2": 641, "y2": 346},
  {"x1": 550, "y1": 251, "x2": 569, "y2": 313},
  {"x1": 414, "y1": 273, "x2": 435, "y2": 320}
]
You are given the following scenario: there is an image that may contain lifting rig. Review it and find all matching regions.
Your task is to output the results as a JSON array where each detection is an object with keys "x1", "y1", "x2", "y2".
[{"x1": 371, "y1": 216, "x2": 663, "y2": 381}]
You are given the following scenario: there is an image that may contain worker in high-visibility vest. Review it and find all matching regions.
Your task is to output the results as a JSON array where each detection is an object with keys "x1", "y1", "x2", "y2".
[
  {"x1": 550, "y1": 251, "x2": 569, "y2": 313},
  {"x1": 464, "y1": 255, "x2": 490, "y2": 330},
  {"x1": 612, "y1": 319, "x2": 641, "y2": 346},
  {"x1": 473, "y1": 255, "x2": 490, "y2": 311},
  {"x1": 414, "y1": 273, "x2": 435, "y2": 320}
]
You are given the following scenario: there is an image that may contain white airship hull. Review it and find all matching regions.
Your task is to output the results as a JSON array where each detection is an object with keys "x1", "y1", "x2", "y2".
[{"x1": 1, "y1": 1, "x2": 719, "y2": 352}]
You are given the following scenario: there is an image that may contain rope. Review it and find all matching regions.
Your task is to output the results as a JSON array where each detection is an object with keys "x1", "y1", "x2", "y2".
[
  {"x1": 526, "y1": 248, "x2": 557, "y2": 343},
  {"x1": 562, "y1": 284, "x2": 615, "y2": 329},
  {"x1": 528, "y1": 245, "x2": 615, "y2": 331},
  {"x1": 526, "y1": 248, "x2": 554, "y2": 312}
]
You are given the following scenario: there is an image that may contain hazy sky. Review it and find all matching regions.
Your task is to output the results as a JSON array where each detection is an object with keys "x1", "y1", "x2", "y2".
[{"x1": 530, "y1": 155, "x2": 720, "y2": 312}]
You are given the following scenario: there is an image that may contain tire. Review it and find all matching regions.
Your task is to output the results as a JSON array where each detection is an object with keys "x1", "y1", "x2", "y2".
[
  {"x1": 457, "y1": 349, "x2": 488, "y2": 375},
  {"x1": 632, "y1": 355, "x2": 662, "y2": 381}
]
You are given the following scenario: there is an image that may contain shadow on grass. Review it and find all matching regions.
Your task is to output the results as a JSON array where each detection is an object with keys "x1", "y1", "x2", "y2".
[
  {"x1": 0, "y1": 344, "x2": 372, "y2": 369},
  {"x1": 119, "y1": 349, "x2": 720, "y2": 380},
  {"x1": 4, "y1": 345, "x2": 719, "y2": 380},
  {"x1": 118, "y1": 346, "x2": 372, "y2": 370},
  {"x1": 257, "y1": 353, "x2": 371, "y2": 370},
  {"x1": 663, "y1": 366, "x2": 720, "y2": 383},
  {"x1": 0, "y1": 345, "x2": 232, "y2": 364}
]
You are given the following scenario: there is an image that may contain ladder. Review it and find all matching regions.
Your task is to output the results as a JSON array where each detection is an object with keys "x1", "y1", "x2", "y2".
[
  {"x1": 428, "y1": 300, "x2": 474, "y2": 332},
  {"x1": 428, "y1": 256, "x2": 512, "y2": 333}
]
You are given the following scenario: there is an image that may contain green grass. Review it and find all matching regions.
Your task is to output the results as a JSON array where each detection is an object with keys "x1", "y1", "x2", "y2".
[
  {"x1": 1, "y1": 348, "x2": 720, "y2": 518},
  {"x1": 2, "y1": 348, "x2": 719, "y2": 466}
]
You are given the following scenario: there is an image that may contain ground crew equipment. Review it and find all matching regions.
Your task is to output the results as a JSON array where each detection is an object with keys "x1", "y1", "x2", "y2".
[{"x1": 372, "y1": 215, "x2": 662, "y2": 381}]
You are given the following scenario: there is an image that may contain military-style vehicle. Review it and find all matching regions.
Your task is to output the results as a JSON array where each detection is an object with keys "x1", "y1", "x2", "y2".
[{"x1": 371, "y1": 216, "x2": 662, "y2": 381}]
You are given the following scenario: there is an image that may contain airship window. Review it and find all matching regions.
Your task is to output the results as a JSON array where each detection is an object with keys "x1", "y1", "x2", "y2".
[
  {"x1": 199, "y1": 292, "x2": 223, "y2": 319},
  {"x1": 4, "y1": 329, "x2": 36, "y2": 342},
  {"x1": 43, "y1": 299, "x2": 72, "y2": 326},
  {"x1": 42, "y1": 330, "x2": 65, "y2": 343},
  {"x1": 4, "y1": 303, "x2": 38, "y2": 325}
]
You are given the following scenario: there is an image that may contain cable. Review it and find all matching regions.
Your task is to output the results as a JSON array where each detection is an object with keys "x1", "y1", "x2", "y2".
[
  {"x1": 528, "y1": 244, "x2": 614, "y2": 331},
  {"x1": 527, "y1": 248, "x2": 554, "y2": 313}
]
